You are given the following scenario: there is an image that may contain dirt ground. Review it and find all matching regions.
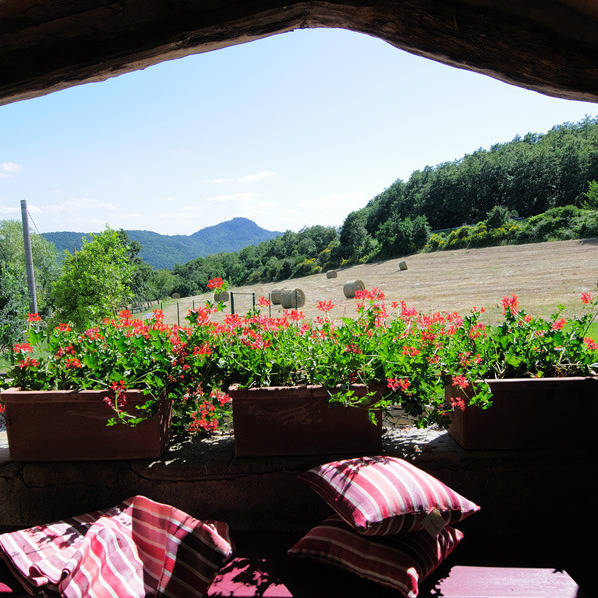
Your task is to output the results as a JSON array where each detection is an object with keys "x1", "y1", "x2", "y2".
[{"x1": 159, "y1": 238, "x2": 598, "y2": 326}]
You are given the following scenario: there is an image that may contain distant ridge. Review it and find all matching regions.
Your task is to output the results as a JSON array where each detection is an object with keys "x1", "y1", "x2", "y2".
[{"x1": 42, "y1": 217, "x2": 283, "y2": 269}]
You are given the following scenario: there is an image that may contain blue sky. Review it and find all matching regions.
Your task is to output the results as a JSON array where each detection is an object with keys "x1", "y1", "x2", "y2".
[{"x1": 1, "y1": 27, "x2": 597, "y2": 236}]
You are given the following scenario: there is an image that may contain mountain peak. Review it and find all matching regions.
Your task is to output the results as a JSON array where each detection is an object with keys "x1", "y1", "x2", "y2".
[
  {"x1": 42, "y1": 219, "x2": 283, "y2": 269},
  {"x1": 189, "y1": 217, "x2": 267, "y2": 238}
]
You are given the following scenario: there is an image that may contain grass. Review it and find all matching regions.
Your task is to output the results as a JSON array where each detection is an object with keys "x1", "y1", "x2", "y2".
[
  {"x1": 161, "y1": 237, "x2": 598, "y2": 328},
  {"x1": 585, "y1": 321, "x2": 598, "y2": 340}
]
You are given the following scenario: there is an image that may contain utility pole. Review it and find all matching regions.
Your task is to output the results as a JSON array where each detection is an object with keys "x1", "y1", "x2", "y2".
[{"x1": 20, "y1": 199, "x2": 38, "y2": 314}]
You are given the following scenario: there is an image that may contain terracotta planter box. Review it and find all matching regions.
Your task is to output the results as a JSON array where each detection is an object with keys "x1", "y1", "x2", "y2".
[
  {"x1": 447, "y1": 377, "x2": 598, "y2": 449},
  {"x1": 1, "y1": 388, "x2": 172, "y2": 461},
  {"x1": 229, "y1": 384, "x2": 383, "y2": 457}
]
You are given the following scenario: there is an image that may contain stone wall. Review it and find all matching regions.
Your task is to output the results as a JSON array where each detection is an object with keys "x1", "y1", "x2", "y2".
[{"x1": 1, "y1": 426, "x2": 596, "y2": 551}]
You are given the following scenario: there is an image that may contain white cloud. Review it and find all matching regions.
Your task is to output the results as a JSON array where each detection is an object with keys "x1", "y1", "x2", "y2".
[
  {"x1": 206, "y1": 177, "x2": 233, "y2": 184},
  {"x1": 132, "y1": 204, "x2": 207, "y2": 234},
  {"x1": 239, "y1": 171, "x2": 276, "y2": 183},
  {"x1": 254, "y1": 201, "x2": 277, "y2": 210},
  {"x1": 0, "y1": 162, "x2": 23, "y2": 178},
  {"x1": 175, "y1": 205, "x2": 204, "y2": 215},
  {"x1": 44, "y1": 198, "x2": 119, "y2": 213},
  {"x1": 0, "y1": 162, "x2": 22, "y2": 173},
  {"x1": 206, "y1": 172, "x2": 276, "y2": 185},
  {"x1": 0, "y1": 206, "x2": 19, "y2": 215},
  {"x1": 27, "y1": 198, "x2": 123, "y2": 232},
  {"x1": 204, "y1": 192, "x2": 257, "y2": 204}
]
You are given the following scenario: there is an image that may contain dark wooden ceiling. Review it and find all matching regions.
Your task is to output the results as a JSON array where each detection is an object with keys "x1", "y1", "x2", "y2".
[{"x1": 1, "y1": 0, "x2": 597, "y2": 106}]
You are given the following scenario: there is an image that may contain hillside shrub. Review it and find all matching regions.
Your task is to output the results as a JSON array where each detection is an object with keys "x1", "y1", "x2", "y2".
[
  {"x1": 576, "y1": 211, "x2": 598, "y2": 238},
  {"x1": 426, "y1": 233, "x2": 446, "y2": 251},
  {"x1": 519, "y1": 206, "x2": 582, "y2": 243},
  {"x1": 485, "y1": 205, "x2": 511, "y2": 229},
  {"x1": 292, "y1": 257, "x2": 319, "y2": 278}
]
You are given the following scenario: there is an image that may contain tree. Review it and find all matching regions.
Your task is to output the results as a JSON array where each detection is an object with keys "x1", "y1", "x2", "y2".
[
  {"x1": 362, "y1": 116, "x2": 598, "y2": 237},
  {"x1": 300, "y1": 225, "x2": 338, "y2": 253},
  {"x1": 339, "y1": 211, "x2": 371, "y2": 261},
  {"x1": 147, "y1": 269, "x2": 177, "y2": 301},
  {"x1": 0, "y1": 220, "x2": 60, "y2": 349},
  {"x1": 114, "y1": 230, "x2": 164, "y2": 306},
  {"x1": 582, "y1": 179, "x2": 598, "y2": 209},
  {"x1": 52, "y1": 226, "x2": 134, "y2": 329},
  {"x1": 376, "y1": 215, "x2": 431, "y2": 259},
  {"x1": 0, "y1": 262, "x2": 29, "y2": 351}
]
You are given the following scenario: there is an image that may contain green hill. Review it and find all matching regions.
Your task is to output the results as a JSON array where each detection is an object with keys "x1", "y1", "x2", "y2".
[{"x1": 43, "y1": 217, "x2": 282, "y2": 269}]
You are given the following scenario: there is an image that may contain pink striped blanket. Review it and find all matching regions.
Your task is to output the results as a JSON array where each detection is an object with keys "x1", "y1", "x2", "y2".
[{"x1": 0, "y1": 496, "x2": 233, "y2": 597}]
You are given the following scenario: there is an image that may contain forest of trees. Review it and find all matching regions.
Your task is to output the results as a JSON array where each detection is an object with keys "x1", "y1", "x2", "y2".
[
  {"x1": 168, "y1": 116, "x2": 598, "y2": 295},
  {"x1": 3, "y1": 116, "x2": 598, "y2": 349}
]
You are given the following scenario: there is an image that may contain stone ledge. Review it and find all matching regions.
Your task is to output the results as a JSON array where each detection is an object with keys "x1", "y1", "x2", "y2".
[
  {"x1": 0, "y1": 431, "x2": 8, "y2": 465},
  {"x1": 1, "y1": 426, "x2": 596, "y2": 547}
]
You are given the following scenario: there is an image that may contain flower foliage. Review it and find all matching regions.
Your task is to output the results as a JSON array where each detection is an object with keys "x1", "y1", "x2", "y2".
[
  {"x1": 7, "y1": 309, "x2": 232, "y2": 435},
  {"x1": 4, "y1": 280, "x2": 598, "y2": 433},
  {"x1": 175, "y1": 285, "x2": 598, "y2": 428}
]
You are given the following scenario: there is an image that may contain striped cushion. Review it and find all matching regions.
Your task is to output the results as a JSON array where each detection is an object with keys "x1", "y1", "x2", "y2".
[
  {"x1": 0, "y1": 495, "x2": 233, "y2": 598},
  {"x1": 298, "y1": 456, "x2": 480, "y2": 536},
  {"x1": 288, "y1": 515, "x2": 463, "y2": 598}
]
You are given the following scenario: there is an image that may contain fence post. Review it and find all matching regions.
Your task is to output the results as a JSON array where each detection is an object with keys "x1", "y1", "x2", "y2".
[{"x1": 231, "y1": 293, "x2": 235, "y2": 315}]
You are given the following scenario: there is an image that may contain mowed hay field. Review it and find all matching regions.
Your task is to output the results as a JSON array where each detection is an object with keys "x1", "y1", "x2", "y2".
[{"x1": 160, "y1": 238, "x2": 598, "y2": 326}]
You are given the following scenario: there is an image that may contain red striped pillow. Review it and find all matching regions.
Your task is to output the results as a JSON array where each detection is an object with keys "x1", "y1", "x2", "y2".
[
  {"x1": 298, "y1": 456, "x2": 479, "y2": 536},
  {"x1": 0, "y1": 495, "x2": 233, "y2": 598},
  {"x1": 288, "y1": 515, "x2": 463, "y2": 597}
]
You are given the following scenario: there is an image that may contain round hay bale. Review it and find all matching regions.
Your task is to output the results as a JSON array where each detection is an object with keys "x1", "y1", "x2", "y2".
[
  {"x1": 270, "y1": 289, "x2": 285, "y2": 305},
  {"x1": 326, "y1": 270, "x2": 338, "y2": 279},
  {"x1": 398, "y1": 260, "x2": 408, "y2": 271},
  {"x1": 171, "y1": 292, "x2": 180, "y2": 299},
  {"x1": 214, "y1": 291, "x2": 229, "y2": 303},
  {"x1": 280, "y1": 289, "x2": 306, "y2": 309},
  {"x1": 343, "y1": 279, "x2": 365, "y2": 299}
]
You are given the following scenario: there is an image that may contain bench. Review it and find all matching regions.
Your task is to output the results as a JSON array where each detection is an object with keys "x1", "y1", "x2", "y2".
[
  {"x1": 0, "y1": 527, "x2": 590, "y2": 597},
  {"x1": 206, "y1": 530, "x2": 590, "y2": 598}
]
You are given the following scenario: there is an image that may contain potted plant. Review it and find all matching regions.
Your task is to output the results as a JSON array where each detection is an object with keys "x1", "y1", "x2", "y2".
[
  {"x1": 190, "y1": 282, "x2": 598, "y2": 454},
  {"x1": 181, "y1": 284, "x2": 393, "y2": 456},
  {"x1": 442, "y1": 293, "x2": 598, "y2": 448},
  {"x1": 323, "y1": 290, "x2": 598, "y2": 449},
  {"x1": 172, "y1": 281, "x2": 503, "y2": 455},
  {"x1": 7, "y1": 281, "x2": 596, "y2": 460},
  {"x1": 1, "y1": 309, "x2": 232, "y2": 461}
]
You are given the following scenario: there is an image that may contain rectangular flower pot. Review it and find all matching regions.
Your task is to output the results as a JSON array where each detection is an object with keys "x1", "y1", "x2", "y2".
[
  {"x1": 229, "y1": 384, "x2": 382, "y2": 457},
  {"x1": 1, "y1": 388, "x2": 172, "y2": 461},
  {"x1": 447, "y1": 377, "x2": 598, "y2": 449}
]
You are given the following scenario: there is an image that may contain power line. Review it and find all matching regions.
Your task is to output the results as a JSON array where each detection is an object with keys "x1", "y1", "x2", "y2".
[{"x1": 27, "y1": 210, "x2": 41, "y2": 235}]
